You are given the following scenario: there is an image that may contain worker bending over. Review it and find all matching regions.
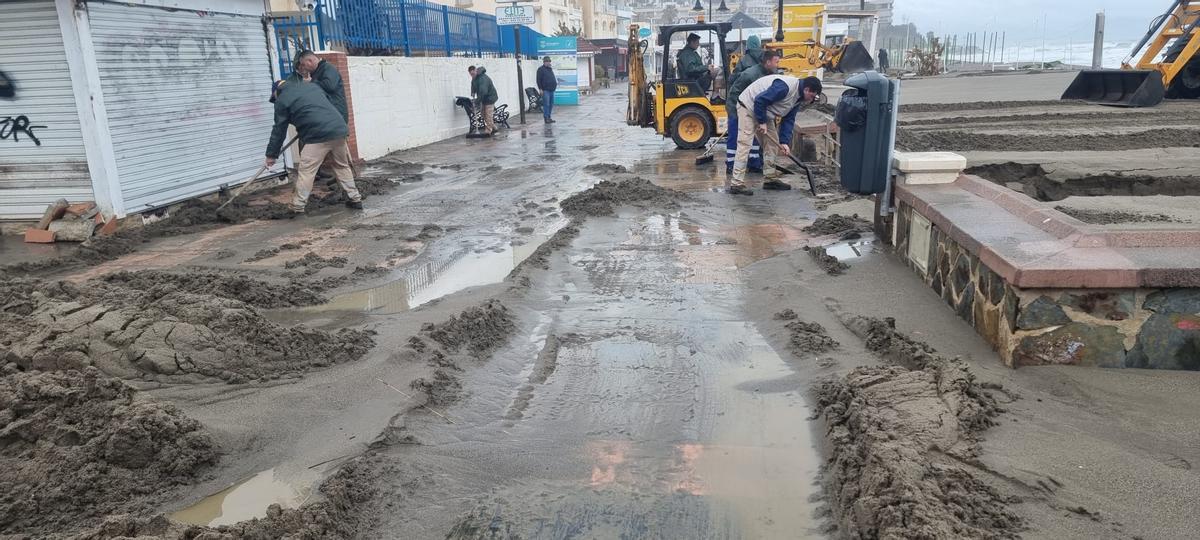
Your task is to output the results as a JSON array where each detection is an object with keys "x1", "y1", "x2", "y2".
[
  {"x1": 264, "y1": 76, "x2": 364, "y2": 213},
  {"x1": 729, "y1": 74, "x2": 822, "y2": 195}
]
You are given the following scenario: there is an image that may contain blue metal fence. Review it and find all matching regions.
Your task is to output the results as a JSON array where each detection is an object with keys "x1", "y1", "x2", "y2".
[{"x1": 272, "y1": 0, "x2": 541, "y2": 76}]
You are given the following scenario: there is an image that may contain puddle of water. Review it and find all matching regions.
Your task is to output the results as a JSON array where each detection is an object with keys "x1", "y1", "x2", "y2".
[
  {"x1": 300, "y1": 230, "x2": 556, "y2": 316},
  {"x1": 170, "y1": 468, "x2": 312, "y2": 527},
  {"x1": 823, "y1": 235, "x2": 877, "y2": 261}
]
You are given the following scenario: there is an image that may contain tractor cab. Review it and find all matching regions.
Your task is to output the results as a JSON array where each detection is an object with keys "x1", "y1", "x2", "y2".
[{"x1": 631, "y1": 22, "x2": 733, "y2": 149}]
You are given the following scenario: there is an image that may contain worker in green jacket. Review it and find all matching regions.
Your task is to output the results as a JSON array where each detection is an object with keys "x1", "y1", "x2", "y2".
[
  {"x1": 295, "y1": 50, "x2": 348, "y2": 122},
  {"x1": 469, "y1": 66, "x2": 499, "y2": 135},
  {"x1": 264, "y1": 77, "x2": 363, "y2": 213},
  {"x1": 294, "y1": 50, "x2": 347, "y2": 181},
  {"x1": 676, "y1": 33, "x2": 711, "y2": 89},
  {"x1": 724, "y1": 50, "x2": 778, "y2": 174},
  {"x1": 733, "y1": 35, "x2": 764, "y2": 78}
]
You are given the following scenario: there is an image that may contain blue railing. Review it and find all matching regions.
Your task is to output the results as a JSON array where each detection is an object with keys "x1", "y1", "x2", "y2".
[{"x1": 272, "y1": 0, "x2": 542, "y2": 76}]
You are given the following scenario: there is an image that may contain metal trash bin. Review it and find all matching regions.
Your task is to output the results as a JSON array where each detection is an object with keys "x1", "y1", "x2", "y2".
[{"x1": 835, "y1": 71, "x2": 900, "y2": 195}]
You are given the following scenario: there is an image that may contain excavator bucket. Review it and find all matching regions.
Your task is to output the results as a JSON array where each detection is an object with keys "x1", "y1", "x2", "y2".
[
  {"x1": 832, "y1": 41, "x2": 875, "y2": 74},
  {"x1": 1061, "y1": 69, "x2": 1165, "y2": 107}
]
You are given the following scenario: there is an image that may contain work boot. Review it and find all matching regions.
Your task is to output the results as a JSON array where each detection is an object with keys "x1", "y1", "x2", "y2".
[
  {"x1": 762, "y1": 180, "x2": 793, "y2": 191},
  {"x1": 748, "y1": 166, "x2": 763, "y2": 174},
  {"x1": 345, "y1": 200, "x2": 364, "y2": 210},
  {"x1": 728, "y1": 184, "x2": 754, "y2": 196},
  {"x1": 289, "y1": 205, "x2": 306, "y2": 216}
]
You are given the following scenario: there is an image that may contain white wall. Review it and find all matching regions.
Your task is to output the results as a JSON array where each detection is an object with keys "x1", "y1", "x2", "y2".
[{"x1": 349, "y1": 56, "x2": 539, "y2": 160}]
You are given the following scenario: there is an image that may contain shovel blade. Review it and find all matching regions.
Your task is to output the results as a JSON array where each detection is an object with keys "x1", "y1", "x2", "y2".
[{"x1": 1061, "y1": 69, "x2": 1165, "y2": 107}]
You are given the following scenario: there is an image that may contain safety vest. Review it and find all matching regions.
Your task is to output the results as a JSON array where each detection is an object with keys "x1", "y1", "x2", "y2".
[{"x1": 737, "y1": 75, "x2": 801, "y2": 119}]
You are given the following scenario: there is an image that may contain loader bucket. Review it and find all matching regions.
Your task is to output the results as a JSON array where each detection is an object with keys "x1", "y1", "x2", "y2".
[
  {"x1": 1061, "y1": 69, "x2": 1165, "y2": 107},
  {"x1": 833, "y1": 41, "x2": 875, "y2": 74}
]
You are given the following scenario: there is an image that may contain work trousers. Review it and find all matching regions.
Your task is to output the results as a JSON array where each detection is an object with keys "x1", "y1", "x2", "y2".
[
  {"x1": 543, "y1": 93, "x2": 554, "y2": 121},
  {"x1": 483, "y1": 103, "x2": 496, "y2": 134},
  {"x1": 724, "y1": 107, "x2": 762, "y2": 172},
  {"x1": 293, "y1": 137, "x2": 362, "y2": 210},
  {"x1": 731, "y1": 105, "x2": 780, "y2": 187}
]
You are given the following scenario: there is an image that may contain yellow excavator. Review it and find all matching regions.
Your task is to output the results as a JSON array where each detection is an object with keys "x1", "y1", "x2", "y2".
[
  {"x1": 626, "y1": 21, "x2": 735, "y2": 149},
  {"x1": 1063, "y1": 0, "x2": 1200, "y2": 106}
]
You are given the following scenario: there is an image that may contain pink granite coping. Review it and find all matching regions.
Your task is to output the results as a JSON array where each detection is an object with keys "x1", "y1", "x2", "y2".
[{"x1": 896, "y1": 175, "x2": 1200, "y2": 288}]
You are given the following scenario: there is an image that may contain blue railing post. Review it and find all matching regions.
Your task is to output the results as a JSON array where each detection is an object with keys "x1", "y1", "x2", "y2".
[
  {"x1": 314, "y1": 0, "x2": 327, "y2": 50},
  {"x1": 399, "y1": 0, "x2": 411, "y2": 56},
  {"x1": 474, "y1": 14, "x2": 482, "y2": 57},
  {"x1": 441, "y1": 5, "x2": 452, "y2": 56}
]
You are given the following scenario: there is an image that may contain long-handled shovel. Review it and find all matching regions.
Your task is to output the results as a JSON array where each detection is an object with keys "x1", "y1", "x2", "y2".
[
  {"x1": 216, "y1": 135, "x2": 299, "y2": 212},
  {"x1": 778, "y1": 153, "x2": 819, "y2": 196}
]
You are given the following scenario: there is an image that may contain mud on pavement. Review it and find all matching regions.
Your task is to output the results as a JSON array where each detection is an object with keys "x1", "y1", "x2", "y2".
[
  {"x1": 817, "y1": 310, "x2": 1022, "y2": 539},
  {"x1": 0, "y1": 172, "x2": 405, "y2": 280},
  {"x1": 0, "y1": 276, "x2": 373, "y2": 384},
  {"x1": 0, "y1": 367, "x2": 217, "y2": 535}
]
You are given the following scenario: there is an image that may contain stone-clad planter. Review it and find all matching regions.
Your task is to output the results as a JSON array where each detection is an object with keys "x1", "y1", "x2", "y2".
[{"x1": 892, "y1": 173, "x2": 1200, "y2": 370}]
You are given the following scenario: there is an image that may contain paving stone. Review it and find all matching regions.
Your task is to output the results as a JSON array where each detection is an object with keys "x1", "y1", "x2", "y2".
[
  {"x1": 956, "y1": 284, "x2": 975, "y2": 324},
  {"x1": 1003, "y1": 286, "x2": 1018, "y2": 330},
  {"x1": 1059, "y1": 291, "x2": 1135, "y2": 321},
  {"x1": 1125, "y1": 313, "x2": 1200, "y2": 370},
  {"x1": 976, "y1": 299, "x2": 1000, "y2": 346},
  {"x1": 1016, "y1": 296, "x2": 1072, "y2": 330},
  {"x1": 980, "y1": 266, "x2": 1005, "y2": 305},
  {"x1": 951, "y1": 251, "x2": 971, "y2": 298},
  {"x1": 1012, "y1": 323, "x2": 1127, "y2": 368},
  {"x1": 1143, "y1": 289, "x2": 1200, "y2": 315}
]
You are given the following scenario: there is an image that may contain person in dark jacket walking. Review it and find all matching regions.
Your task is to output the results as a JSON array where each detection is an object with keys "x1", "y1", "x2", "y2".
[
  {"x1": 878, "y1": 48, "x2": 890, "y2": 71},
  {"x1": 264, "y1": 77, "x2": 363, "y2": 212},
  {"x1": 470, "y1": 66, "x2": 499, "y2": 135},
  {"x1": 536, "y1": 56, "x2": 558, "y2": 123}
]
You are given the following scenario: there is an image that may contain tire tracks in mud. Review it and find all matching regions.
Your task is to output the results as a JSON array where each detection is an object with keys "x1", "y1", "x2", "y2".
[
  {"x1": 53, "y1": 168, "x2": 698, "y2": 539},
  {"x1": 814, "y1": 302, "x2": 1026, "y2": 539}
]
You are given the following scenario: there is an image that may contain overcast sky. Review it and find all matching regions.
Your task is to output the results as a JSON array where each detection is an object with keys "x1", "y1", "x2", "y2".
[{"x1": 893, "y1": 1, "x2": 1167, "y2": 43}]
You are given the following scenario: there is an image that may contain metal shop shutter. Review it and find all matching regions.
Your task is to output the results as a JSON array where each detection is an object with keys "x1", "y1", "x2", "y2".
[
  {"x1": 0, "y1": 0, "x2": 92, "y2": 219},
  {"x1": 87, "y1": 1, "x2": 274, "y2": 212}
]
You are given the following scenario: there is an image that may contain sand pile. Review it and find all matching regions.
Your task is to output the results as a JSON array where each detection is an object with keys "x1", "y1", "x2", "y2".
[
  {"x1": 818, "y1": 315, "x2": 1021, "y2": 539},
  {"x1": 0, "y1": 367, "x2": 217, "y2": 536},
  {"x1": 561, "y1": 175, "x2": 690, "y2": 217},
  {"x1": 803, "y1": 214, "x2": 873, "y2": 236},
  {"x1": 0, "y1": 278, "x2": 373, "y2": 384},
  {"x1": 399, "y1": 301, "x2": 516, "y2": 406},
  {"x1": 99, "y1": 270, "x2": 326, "y2": 308}
]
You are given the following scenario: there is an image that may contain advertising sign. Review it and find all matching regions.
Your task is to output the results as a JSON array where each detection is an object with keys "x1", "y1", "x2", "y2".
[
  {"x1": 538, "y1": 36, "x2": 579, "y2": 105},
  {"x1": 496, "y1": 4, "x2": 535, "y2": 26}
]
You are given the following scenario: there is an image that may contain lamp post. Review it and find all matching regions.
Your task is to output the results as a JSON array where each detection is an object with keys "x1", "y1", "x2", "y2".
[{"x1": 692, "y1": 0, "x2": 728, "y2": 23}]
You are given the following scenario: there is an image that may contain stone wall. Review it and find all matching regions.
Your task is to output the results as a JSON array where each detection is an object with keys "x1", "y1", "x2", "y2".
[{"x1": 895, "y1": 202, "x2": 1200, "y2": 370}]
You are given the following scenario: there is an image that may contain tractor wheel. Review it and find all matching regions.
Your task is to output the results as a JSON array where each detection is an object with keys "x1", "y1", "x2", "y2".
[
  {"x1": 1167, "y1": 56, "x2": 1200, "y2": 99},
  {"x1": 669, "y1": 107, "x2": 713, "y2": 150}
]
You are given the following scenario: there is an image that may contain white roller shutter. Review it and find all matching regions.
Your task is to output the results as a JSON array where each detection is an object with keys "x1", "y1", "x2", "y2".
[
  {"x1": 87, "y1": 1, "x2": 274, "y2": 212},
  {"x1": 0, "y1": 0, "x2": 91, "y2": 219}
]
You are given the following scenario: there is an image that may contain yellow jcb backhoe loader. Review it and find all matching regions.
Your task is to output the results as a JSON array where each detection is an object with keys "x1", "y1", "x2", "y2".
[
  {"x1": 1063, "y1": 0, "x2": 1200, "y2": 107},
  {"x1": 626, "y1": 22, "x2": 736, "y2": 149}
]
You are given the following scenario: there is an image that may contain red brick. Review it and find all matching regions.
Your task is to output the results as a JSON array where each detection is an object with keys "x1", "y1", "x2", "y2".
[
  {"x1": 98, "y1": 218, "x2": 120, "y2": 236},
  {"x1": 64, "y1": 201, "x2": 96, "y2": 216},
  {"x1": 24, "y1": 228, "x2": 56, "y2": 243}
]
